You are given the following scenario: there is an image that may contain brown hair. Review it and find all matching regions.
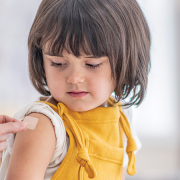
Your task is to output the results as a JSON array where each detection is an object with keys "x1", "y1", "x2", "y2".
[{"x1": 28, "y1": 0, "x2": 151, "y2": 106}]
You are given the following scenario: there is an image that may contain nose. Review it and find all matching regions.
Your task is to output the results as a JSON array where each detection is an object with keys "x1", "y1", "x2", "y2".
[{"x1": 66, "y1": 67, "x2": 85, "y2": 84}]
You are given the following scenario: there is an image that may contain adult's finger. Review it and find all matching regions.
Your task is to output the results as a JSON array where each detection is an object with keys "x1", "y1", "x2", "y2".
[
  {"x1": 0, "y1": 141, "x2": 8, "y2": 152},
  {"x1": 0, "y1": 115, "x2": 19, "y2": 124},
  {"x1": 0, "y1": 121, "x2": 27, "y2": 136},
  {"x1": 0, "y1": 134, "x2": 10, "y2": 142}
]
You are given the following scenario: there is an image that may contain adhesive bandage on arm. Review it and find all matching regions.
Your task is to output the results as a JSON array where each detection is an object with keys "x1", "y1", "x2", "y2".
[{"x1": 23, "y1": 116, "x2": 38, "y2": 130}]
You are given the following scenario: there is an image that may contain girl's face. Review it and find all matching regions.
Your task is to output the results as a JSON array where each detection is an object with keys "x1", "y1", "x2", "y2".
[{"x1": 43, "y1": 49, "x2": 115, "y2": 112}]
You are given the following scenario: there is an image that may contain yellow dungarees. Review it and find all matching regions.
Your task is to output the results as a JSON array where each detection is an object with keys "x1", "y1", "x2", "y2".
[{"x1": 40, "y1": 97, "x2": 137, "y2": 180}]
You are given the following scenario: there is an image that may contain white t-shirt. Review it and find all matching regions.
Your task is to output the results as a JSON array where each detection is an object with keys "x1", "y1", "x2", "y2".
[{"x1": 0, "y1": 99, "x2": 141, "y2": 180}]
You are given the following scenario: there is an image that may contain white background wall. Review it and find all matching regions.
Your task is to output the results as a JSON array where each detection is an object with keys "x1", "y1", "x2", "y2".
[
  {"x1": 127, "y1": 0, "x2": 180, "y2": 179},
  {"x1": 136, "y1": 0, "x2": 179, "y2": 142},
  {"x1": 0, "y1": 0, "x2": 179, "y2": 179},
  {"x1": 0, "y1": 0, "x2": 41, "y2": 112}
]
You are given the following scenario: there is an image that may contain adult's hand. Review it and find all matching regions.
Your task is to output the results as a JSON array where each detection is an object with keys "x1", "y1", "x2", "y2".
[{"x1": 0, "y1": 115, "x2": 27, "y2": 158}]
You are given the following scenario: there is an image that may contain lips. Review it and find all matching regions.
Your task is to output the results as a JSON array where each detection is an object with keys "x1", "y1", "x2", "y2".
[{"x1": 67, "y1": 91, "x2": 88, "y2": 97}]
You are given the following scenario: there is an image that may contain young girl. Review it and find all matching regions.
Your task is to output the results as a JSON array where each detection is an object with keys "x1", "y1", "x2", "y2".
[{"x1": 0, "y1": 0, "x2": 150, "y2": 179}]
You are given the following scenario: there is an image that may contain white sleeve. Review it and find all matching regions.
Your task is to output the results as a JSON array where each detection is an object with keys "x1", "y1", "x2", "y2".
[
  {"x1": 121, "y1": 106, "x2": 142, "y2": 167},
  {"x1": 0, "y1": 102, "x2": 68, "y2": 180}
]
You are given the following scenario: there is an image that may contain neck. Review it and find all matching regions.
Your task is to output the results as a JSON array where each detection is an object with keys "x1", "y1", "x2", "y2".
[{"x1": 46, "y1": 96, "x2": 58, "y2": 106}]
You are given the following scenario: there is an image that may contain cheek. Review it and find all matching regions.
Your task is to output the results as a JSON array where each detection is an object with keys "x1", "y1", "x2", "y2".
[
  {"x1": 90, "y1": 66, "x2": 114, "y2": 86},
  {"x1": 45, "y1": 69, "x2": 62, "y2": 90},
  {"x1": 88, "y1": 74, "x2": 115, "y2": 95}
]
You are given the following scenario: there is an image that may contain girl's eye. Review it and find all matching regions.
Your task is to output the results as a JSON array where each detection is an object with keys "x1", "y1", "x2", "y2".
[
  {"x1": 86, "y1": 63, "x2": 102, "y2": 69},
  {"x1": 51, "y1": 61, "x2": 67, "y2": 67}
]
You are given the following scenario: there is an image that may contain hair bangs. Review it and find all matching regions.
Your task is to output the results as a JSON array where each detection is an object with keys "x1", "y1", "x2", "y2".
[{"x1": 41, "y1": 0, "x2": 107, "y2": 58}]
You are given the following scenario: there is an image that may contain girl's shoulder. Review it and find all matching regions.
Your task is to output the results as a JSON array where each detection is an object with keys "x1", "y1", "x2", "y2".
[
  {"x1": 15, "y1": 100, "x2": 59, "y2": 129},
  {"x1": 13, "y1": 97, "x2": 59, "y2": 122},
  {"x1": 1, "y1": 97, "x2": 68, "y2": 180},
  {"x1": 12, "y1": 97, "x2": 68, "y2": 162}
]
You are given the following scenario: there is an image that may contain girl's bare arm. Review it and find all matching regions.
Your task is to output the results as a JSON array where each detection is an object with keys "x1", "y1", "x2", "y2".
[{"x1": 5, "y1": 113, "x2": 56, "y2": 180}]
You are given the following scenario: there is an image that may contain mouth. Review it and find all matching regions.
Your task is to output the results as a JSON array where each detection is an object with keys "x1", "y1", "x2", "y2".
[{"x1": 67, "y1": 91, "x2": 88, "y2": 98}]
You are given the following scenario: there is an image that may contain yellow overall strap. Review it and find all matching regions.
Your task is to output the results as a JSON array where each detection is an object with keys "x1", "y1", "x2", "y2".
[
  {"x1": 108, "y1": 97, "x2": 137, "y2": 175},
  {"x1": 56, "y1": 103, "x2": 97, "y2": 179},
  {"x1": 119, "y1": 107, "x2": 137, "y2": 175}
]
